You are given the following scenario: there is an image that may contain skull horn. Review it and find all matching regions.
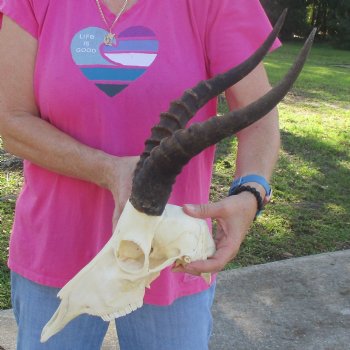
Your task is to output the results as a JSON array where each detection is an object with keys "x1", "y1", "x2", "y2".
[
  {"x1": 130, "y1": 28, "x2": 317, "y2": 215},
  {"x1": 134, "y1": 9, "x2": 287, "y2": 175}
]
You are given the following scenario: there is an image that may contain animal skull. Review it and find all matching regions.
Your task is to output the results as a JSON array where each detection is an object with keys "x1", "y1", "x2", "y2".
[{"x1": 41, "y1": 201, "x2": 215, "y2": 342}]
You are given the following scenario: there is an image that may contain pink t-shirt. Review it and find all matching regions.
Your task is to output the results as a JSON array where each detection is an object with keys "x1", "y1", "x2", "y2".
[{"x1": 0, "y1": 0, "x2": 279, "y2": 305}]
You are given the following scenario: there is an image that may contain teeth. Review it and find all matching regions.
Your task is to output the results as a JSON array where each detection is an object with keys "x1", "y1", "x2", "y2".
[{"x1": 101, "y1": 314, "x2": 108, "y2": 322}]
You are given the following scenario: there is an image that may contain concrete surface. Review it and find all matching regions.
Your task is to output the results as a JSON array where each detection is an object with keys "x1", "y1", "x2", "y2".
[
  {"x1": 1, "y1": 250, "x2": 349, "y2": 349},
  {"x1": 210, "y1": 249, "x2": 350, "y2": 350}
]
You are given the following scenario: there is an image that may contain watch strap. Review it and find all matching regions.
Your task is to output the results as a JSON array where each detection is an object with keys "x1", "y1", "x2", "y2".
[{"x1": 229, "y1": 174, "x2": 271, "y2": 198}]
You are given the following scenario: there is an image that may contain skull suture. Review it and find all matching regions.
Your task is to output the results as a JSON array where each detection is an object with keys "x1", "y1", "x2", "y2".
[
  {"x1": 41, "y1": 10, "x2": 315, "y2": 344},
  {"x1": 41, "y1": 201, "x2": 215, "y2": 342}
]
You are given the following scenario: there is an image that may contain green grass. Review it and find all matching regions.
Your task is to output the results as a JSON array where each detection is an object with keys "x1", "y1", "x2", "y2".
[
  {"x1": 212, "y1": 42, "x2": 350, "y2": 269},
  {"x1": 0, "y1": 145, "x2": 23, "y2": 309},
  {"x1": 1, "y1": 42, "x2": 350, "y2": 309}
]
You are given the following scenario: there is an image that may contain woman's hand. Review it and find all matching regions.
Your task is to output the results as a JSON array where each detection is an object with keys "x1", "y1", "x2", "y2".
[
  {"x1": 175, "y1": 62, "x2": 279, "y2": 276},
  {"x1": 179, "y1": 192, "x2": 258, "y2": 275},
  {"x1": 105, "y1": 156, "x2": 140, "y2": 229}
]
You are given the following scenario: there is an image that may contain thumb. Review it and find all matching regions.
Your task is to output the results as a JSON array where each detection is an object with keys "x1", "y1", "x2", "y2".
[{"x1": 183, "y1": 202, "x2": 221, "y2": 219}]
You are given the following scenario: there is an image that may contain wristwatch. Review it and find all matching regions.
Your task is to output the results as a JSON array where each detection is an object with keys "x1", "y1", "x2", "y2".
[{"x1": 229, "y1": 174, "x2": 272, "y2": 203}]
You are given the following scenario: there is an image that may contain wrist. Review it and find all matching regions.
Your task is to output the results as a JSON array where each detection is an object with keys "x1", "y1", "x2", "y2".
[
  {"x1": 229, "y1": 185, "x2": 264, "y2": 219},
  {"x1": 97, "y1": 152, "x2": 119, "y2": 190},
  {"x1": 228, "y1": 174, "x2": 272, "y2": 218},
  {"x1": 224, "y1": 192, "x2": 258, "y2": 230},
  {"x1": 229, "y1": 174, "x2": 272, "y2": 202}
]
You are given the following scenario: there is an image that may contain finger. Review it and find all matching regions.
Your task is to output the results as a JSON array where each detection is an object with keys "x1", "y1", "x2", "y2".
[
  {"x1": 173, "y1": 260, "x2": 219, "y2": 275},
  {"x1": 112, "y1": 204, "x2": 122, "y2": 231},
  {"x1": 184, "y1": 258, "x2": 225, "y2": 274},
  {"x1": 184, "y1": 244, "x2": 238, "y2": 274},
  {"x1": 183, "y1": 202, "x2": 224, "y2": 220}
]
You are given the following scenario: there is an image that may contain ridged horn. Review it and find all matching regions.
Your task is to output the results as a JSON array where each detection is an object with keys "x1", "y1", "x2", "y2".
[
  {"x1": 130, "y1": 27, "x2": 316, "y2": 216},
  {"x1": 133, "y1": 9, "x2": 287, "y2": 176}
]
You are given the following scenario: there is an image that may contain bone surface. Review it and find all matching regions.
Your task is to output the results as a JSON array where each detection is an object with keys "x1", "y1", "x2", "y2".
[{"x1": 41, "y1": 201, "x2": 215, "y2": 342}]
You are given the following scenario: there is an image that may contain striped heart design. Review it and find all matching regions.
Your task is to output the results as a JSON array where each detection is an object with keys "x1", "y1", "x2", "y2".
[{"x1": 71, "y1": 26, "x2": 159, "y2": 97}]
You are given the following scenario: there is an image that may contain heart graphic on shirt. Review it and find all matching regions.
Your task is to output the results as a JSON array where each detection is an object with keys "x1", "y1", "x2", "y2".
[{"x1": 71, "y1": 26, "x2": 159, "y2": 97}]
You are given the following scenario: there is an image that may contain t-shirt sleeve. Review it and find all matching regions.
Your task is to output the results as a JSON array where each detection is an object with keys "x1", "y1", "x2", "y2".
[
  {"x1": 203, "y1": 0, "x2": 281, "y2": 76},
  {"x1": 0, "y1": 0, "x2": 43, "y2": 39}
]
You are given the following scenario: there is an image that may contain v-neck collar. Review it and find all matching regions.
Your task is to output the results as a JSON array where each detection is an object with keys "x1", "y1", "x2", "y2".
[{"x1": 97, "y1": 0, "x2": 146, "y2": 22}]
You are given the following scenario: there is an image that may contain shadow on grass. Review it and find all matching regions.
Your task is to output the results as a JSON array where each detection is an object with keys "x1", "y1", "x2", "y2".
[
  {"x1": 280, "y1": 129, "x2": 350, "y2": 197},
  {"x1": 226, "y1": 127, "x2": 350, "y2": 268},
  {"x1": 275, "y1": 130, "x2": 348, "y2": 250}
]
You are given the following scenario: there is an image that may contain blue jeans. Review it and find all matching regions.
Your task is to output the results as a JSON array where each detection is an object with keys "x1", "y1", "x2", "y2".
[{"x1": 11, "y1": 272, "x2": 216, "y2": 349}]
